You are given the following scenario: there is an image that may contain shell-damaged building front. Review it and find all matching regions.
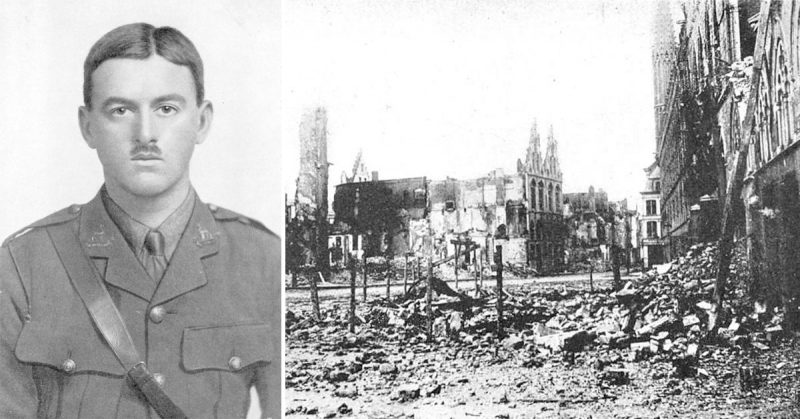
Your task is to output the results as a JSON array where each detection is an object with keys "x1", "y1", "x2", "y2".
[{"x1": 331, "y1": 121, "x2": 566, "y2": 274}]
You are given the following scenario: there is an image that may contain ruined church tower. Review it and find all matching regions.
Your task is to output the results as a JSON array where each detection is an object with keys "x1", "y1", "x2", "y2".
[{"x1": 518, "y1": 120, "x2": 564, "y2": 273}]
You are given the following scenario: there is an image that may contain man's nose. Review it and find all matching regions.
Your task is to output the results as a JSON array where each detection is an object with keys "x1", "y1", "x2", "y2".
[{"x1": 134, "y1": 112, "x2": 157, "y2": 143}]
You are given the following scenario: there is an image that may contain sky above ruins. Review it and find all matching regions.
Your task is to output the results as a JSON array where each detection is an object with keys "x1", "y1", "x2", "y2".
[{"x1": 284, "y1": 0, "x2": 658, "y2": 208}]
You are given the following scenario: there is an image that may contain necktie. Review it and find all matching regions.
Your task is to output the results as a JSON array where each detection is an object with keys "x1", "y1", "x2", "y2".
[{"x1": 143, "y1": 230, "x2": 168, "y2": 281}]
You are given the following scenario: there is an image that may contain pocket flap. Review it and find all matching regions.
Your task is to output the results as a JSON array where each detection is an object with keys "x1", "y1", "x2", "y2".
[
  {"x1": 15, "y1": 321, "x2": 124, "y2": 375},
  {"x1": 182, "y1": 323, "x2": 272, "y2": 372}
]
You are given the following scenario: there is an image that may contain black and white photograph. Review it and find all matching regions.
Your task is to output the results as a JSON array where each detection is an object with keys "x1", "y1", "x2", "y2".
[
  {"x1": 284, "y1": 0, "x2": 800, "y2": 417},
  {"x1": 0, "y1": 1, "x2": 282, "y2": 418}
]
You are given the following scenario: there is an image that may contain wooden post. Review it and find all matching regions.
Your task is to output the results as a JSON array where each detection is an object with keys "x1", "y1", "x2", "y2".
[
  {"x1": 291, "y1": 271, "x2": 297, "y2": 288},
  {"x1": 404, "y1": 254, "x2": 409, "y2": 294},
  {"x1": 349, "y1": 258, "x2": 356, "y2": 332},
  {"x1": 589, "y1": 264, "x2": 594, "y2": 293},
  {"x1": 309, "y1": 269, "x2": 321, "y2": 322},
  {"x1": 343, "y1": 235, "x2": 349, "y2": 267},
  {"x1": 410, "y1": 256, "x2": 416, "y2": 293},
  {"x1": 426, "y1": 257, "x2": 433, "y2": 342},
  {"x1": 480, "y1": 247, "x2": 484, "y2": 289},
  {"x1": 362, "y1": 253, "x2": 368, "y2": 302},
  {"x1": 386, "y1": 257, "x2": 391, "y2": 301},
  {"x1": 626, "y1": 240, "x2": 631, "y2": 275},
  {"x1": 495, "y1": 245, "x2": 504, "y2": 340},
  {"x1": 474, "y1": 248, "x2": 480, "y2": 296},
  {"x1": 454, "y1": 242, "x2": 460, "y2": 289},
  {"x1": 610, "y1": 208, "x2": 621, "y2": 290},
  {"x1": 417, "y1": 258, "x2": 422, "y2": 287}
]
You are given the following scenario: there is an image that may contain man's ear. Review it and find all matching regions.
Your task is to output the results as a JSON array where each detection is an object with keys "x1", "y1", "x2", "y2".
[
  {"x1": 78, "y1": 106, "x2": 97, "y2": 149},
  {"x1": 194, "y1": 100, "x2": 214, "y2": 145}
]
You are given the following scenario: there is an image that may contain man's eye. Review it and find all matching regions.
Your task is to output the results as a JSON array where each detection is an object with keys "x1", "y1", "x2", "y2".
[
  {"x1": 110, "y1": 107, "x2": 130, "y2": 116},
  {"x1": 157, "y1": 105, "x2": 178, "y2": 115}
]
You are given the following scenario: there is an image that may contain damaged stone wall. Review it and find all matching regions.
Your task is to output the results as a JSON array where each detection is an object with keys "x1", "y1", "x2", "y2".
[
  {"x1": 330, "y1": 120, "x2": 567, "y2": 271},
  {"x1": 333, "y1": 171, "x2": 534, "y2": 264},
  {"x1": 427, "y1": 171, "x2": 530, "y2": 262},
  {"x1": 652, "y1": 0, "x2": 736, "y2": 260},
  {"x1": 332, "y1": 177, "x2": 426, "y2": 257},
  {"x1": 288, "y1": 107, "x2": 329, "y2": 273},
  {"x1": 737, "y1": 0, "x2": 800, "y2": 330}
]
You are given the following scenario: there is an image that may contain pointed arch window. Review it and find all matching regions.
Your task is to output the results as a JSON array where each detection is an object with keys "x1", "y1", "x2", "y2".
[
  {"x1": 773, "y1": 42, "x2": 792, "y2": 149},
  {"x1": 538, "y1": 182, "x2": 544, "y2": 211},
  {"x1": 555, "y1": 186, "x2": 561, "y2": 213}
]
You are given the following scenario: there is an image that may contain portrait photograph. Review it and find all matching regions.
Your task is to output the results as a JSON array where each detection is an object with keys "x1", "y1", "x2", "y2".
[{"x1": 0, "y1": 1, "x2": 282, "y2": 418}]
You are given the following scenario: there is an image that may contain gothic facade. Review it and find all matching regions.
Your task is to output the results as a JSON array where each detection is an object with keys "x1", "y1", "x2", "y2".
[
  {"x1": 653, "y1": 0, "x2": 800, "y2": 328},
  {"x1": 651, "y1": 0, "x2": 743, "y2": 259},
  {"x1": 517, "y1": 122, "x2": 565, "y2": 274},
  {"x1": 735, "y1": 0, "x2": 800, "y2": 328}
]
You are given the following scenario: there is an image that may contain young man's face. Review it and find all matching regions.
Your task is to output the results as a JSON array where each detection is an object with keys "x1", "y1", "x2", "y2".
[{"x1": 79, "y1": 55, "x2": 212, "y2": 199}]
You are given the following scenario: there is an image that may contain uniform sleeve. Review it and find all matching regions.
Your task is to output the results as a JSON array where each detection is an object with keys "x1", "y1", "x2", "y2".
[
  {"x1": 0, "y1": 246, "x2": 39, "y2": 417},
  {"x1": 254, "y1": 353, "x2": 280, "y2": 418}
]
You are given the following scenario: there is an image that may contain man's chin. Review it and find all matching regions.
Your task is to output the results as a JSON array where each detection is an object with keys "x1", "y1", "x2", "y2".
[{"x1": 113, "y1": 180, "x2": 180, "y2": 200}]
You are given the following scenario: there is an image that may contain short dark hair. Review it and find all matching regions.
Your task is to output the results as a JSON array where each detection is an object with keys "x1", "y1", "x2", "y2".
[{"x1": 83, "y1": 23, "x2": 204, "y2": 108}]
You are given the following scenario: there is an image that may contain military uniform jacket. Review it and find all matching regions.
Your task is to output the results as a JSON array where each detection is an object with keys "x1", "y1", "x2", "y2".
[{"x1": 0, "y1": 191, "x2": 281, "y2": 418}]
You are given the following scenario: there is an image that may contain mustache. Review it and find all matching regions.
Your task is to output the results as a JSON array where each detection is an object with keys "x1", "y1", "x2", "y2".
[{"x1": 130, "y1": 143, "x2": 162, "y2": 157}]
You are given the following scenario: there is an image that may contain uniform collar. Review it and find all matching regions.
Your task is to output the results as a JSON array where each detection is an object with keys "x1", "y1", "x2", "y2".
[
  {"x1": 79, "y1": 188, "x2": 220, "y2": 303},
  {"x1": 100, "y1": 186, "x2": 196, "y2": 261}
]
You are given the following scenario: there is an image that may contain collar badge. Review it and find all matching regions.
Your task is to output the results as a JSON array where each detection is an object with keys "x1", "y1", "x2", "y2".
[
  {"x1": 86, "y1": 224, "x2": 111, "y2": 247},
  {"x1": 194, "y1": 224, "x2": 218, "y2": 247}
]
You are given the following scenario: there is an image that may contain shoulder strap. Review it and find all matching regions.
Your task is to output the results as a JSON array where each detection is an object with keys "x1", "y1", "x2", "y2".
[
  {"x1": 3, "y1": 204, "x2": 81, "y2": 247},
  {"x1": 46, "y1": 224, "x2": 187, "y2": 419},
  {"x1": 208, "y1": 203, "x2": 278, "y2": 237}
]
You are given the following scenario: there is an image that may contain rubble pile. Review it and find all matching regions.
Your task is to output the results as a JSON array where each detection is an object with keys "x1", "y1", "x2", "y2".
[
  {"x1": 503, "y1": 261, "x2": 539, "y2": 278},
  {"x1": 606, "y1": 242, "x2": 782, "y2": 352},
  {"x1": 286, "y1": 242, "x2": 800, "y2": 415}
]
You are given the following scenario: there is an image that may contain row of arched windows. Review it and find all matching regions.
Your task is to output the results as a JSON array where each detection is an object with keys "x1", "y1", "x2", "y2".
[
  {"x1": 530, "y1": 179, "x2": 561, "y2": 214},
  {"x1": 752, "y1": 36, "x2": 794, "y2": 170}
]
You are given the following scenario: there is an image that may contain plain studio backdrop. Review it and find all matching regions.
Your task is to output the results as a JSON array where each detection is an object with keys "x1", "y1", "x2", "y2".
[
  {"x1": 0, "y1": 2, "x2": 281, "y2": 417},
  {"x1": 0, "y1": 0, "x2": 282, "y2": 240}
]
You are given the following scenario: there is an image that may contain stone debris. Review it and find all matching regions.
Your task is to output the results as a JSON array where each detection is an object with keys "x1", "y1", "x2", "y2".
[
  {"x1": 286, "y1": 242, "x2": 800, "y2": 415},
  {"x1": 392, "y1": 384, "x2": 421, "y2": 402},
  {"x1": 334, "y1": 383, "x2": 358, "y2": 398}
]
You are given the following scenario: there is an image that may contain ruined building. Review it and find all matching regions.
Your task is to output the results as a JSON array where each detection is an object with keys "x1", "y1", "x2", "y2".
[
  {"x1": 563, "y1": 186, "x2": 611, "y2": 248},
  {"x1": 639, "y1": 161, "x2": 666, "y2": 267},
  {"x1": 651, "y1": 0, "x2": 740, "y2": 259},
  {"x1": 516, "y1": 122, "x2": 565, "y2": 273},
  {"x1": 286, "y1": 108, "x2": 329, "y2": 274},
  {"x1": 652, "y1": 0, "x2": 800, "y2": 328},
  {"x1": 731, "y1": 0, "x2": 800, "y2": 329},
  {"x1": 331, "y1": 176, "x2": 427, "y2": 258},
  {"x1": 331, "y1": 121, "x2": 566, "y2": 274}
]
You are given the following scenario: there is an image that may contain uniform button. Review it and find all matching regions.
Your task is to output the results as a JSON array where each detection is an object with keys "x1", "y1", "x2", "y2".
[
  {"x1": 208, "y1": 203, "x2": 218, "y2": 212},
  {"x1": 149, "y1": 306, "x2": 166, "y2": 323},
  {"x1": 68, "y1": 204, "x2": 81, "y2": 214},
  {"x1": 62, "y1": 359, "x2": 76, "y2": 373},
  {"x1": 153, "y1": 373, "x2": 165, "y2": 387},
  {"x1": 228, "y1": 356, "x2": 242, "y2": 371}
]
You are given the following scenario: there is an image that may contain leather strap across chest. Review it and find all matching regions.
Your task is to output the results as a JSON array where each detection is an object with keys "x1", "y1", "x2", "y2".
[{"x1": 47, "y1": 224, "x2": 187, "y2": 419}]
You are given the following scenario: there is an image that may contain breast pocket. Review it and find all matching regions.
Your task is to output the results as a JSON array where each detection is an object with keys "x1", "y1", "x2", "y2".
[
  {"x1": 15, "y1": 321, "x2": 127, "y2": 418},
  {"x1": 182, "y1": 323, "x2": 273, "y2": 373},
  {"x1": 15, "y1": 321, "x2": 124, "y2": 375},
  {"x1": 182, "y1": 323, "x2": 274, "y2": 417}
]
